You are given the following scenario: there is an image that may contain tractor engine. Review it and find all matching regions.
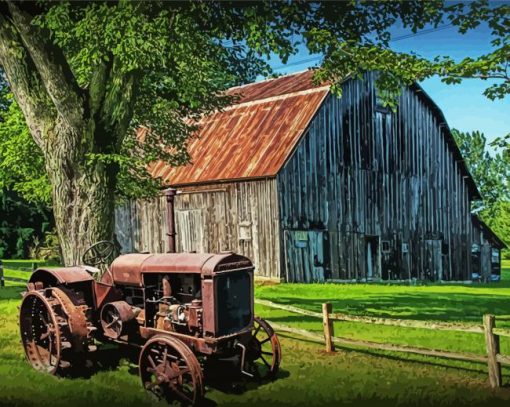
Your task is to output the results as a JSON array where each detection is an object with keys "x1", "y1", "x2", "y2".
[{"x1": 153, "y1": 275, "x2": 203, "y2": 335}]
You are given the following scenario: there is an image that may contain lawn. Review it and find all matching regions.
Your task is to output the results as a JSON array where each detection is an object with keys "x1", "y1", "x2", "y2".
[
  {"x1": 255, "y1": 260, "x2": 510, "y2": 357},
  {"x1": 1, "y1": 261, "x2": 510, "y2": 405}
]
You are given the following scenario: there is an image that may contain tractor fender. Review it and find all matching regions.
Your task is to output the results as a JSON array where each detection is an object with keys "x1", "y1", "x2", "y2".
[{"x1": 29, "y1": 267, "x2": 94, "y2": 287}]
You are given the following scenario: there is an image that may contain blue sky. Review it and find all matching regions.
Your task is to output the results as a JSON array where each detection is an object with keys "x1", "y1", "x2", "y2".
[{"x1": 266, "y1": 21, "x2": 509, "y2": 144}]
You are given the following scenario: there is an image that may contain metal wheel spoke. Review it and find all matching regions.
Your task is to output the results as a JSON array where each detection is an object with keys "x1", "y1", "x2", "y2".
[
  {"x1": 105, "y1": 316, "x2": 120, "y2": 329},
  {"x1": 260, "y1": 354, "x2": 271, "y2": 368},
  {"x1": 47, "y1": 337, "x2": 54, "y2": 365},
  {"x1": 162, "y1": 347, "x2": 168, "y2": 365},
  {"x1": 261, "y1": 350, "x2": 274, "y2": 356},
  {"x1": 179, "y1": 367, "x2": 190, "y2": 375},
  {"x1": 148, "y1": 355, "x2": 157, "y2": 370},
  {"x1": 40, "y1": 330, "x2": 50, "y2": 341},
  {"x1": 259, "y1": 335, "x2": 272, "y2": 345},
  {"x1": 171, "y1": 386, "x2": 193, "y2": 404}
]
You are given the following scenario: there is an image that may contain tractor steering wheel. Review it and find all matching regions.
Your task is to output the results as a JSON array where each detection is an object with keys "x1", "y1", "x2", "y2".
[{"x1": 82, "y1": 240, "x2": 116, "y2": 267}]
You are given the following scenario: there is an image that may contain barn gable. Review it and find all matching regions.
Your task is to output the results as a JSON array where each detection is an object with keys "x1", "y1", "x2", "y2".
[{"x1": 277, "y1": 72, "x2": 485, "y2": 282}]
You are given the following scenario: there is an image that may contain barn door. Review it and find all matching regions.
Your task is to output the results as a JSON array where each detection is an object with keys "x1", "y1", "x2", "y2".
[
  {"x1": 175, "y1": 209, "x2": 207, "y2": 253},
  {"x1": 284, "y1": 230, "x2": 327, "y2": 283},
  {"x1": 424, "y1": 239, "x2": 442, "y2": 281}
]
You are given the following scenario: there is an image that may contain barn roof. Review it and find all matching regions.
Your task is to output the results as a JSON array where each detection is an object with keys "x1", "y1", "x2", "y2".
[
  {"x1": 472, "y1": 215, "x2": 507, "y2": 249},
  {"x1": 148, "y1": 70, "x2": 329, "y2": 186},
  {"x1": 148, "y1": 70, "x2": 481, "y2": 202}
]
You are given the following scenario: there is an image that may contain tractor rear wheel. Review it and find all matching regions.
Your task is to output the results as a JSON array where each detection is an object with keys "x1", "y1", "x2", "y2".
[
  {"x1": 19, "y1": 287, "x2": 90, "y2": 375},
  {"x1": 139, "y1": 336, "x2": 204, "y2": 406}
]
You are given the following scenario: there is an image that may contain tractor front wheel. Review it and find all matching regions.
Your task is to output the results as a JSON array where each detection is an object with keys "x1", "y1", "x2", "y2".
[{"x1": 139, "y1": 336, "x2": 204, "y2": 406}]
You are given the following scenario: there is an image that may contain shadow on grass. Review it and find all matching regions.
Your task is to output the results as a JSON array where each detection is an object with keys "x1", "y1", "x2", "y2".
[
  {"x1": 56, "y1": 341, "x2": 289, "y2": 406},
  {"x1": 264, "y1": 293, "x2": 510, "y2": 322},
  {"x1": 276, "y1": 331, "x2": 494, "y2": 378}
]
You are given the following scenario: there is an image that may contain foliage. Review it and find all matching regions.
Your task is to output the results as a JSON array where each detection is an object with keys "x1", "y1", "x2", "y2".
[
  {"x1": 28, "y1": 230, "x2": 62, "y2": 263},
  {"x1": 0, "y1": 1, "x2": 506, "y2": 199},
  {"x1": 451, "y1": 129, "x2": 510, "y2": 256},
  {"x1": 313, "y1": 1, "x2": 509, "y2": 107},
  {"x1": 0, "y1": 95, "x2": 50, "y2": 205},
  {"x1": 452, "y1": 129, "x2": 510, "y2": 216},
  {"x1": 0, "y1": 188, "x2": 53, "y2": 259}
]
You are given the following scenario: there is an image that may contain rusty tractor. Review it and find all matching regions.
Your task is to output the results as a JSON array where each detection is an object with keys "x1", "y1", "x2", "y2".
[{"x1": 19, "y1": 241, "x2": 281, "y2": 405}]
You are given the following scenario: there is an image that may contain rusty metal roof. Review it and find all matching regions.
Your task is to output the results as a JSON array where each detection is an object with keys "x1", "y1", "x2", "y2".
[{"x1": 149, "y1": 70, "x2": 329, "y2": 186}]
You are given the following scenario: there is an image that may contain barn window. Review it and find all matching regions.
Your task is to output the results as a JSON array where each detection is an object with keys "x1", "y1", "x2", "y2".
[
  {"x1": 381, "y1": 240, "x2": 391, "y2": 253},
  {"x1": 238, "y1": 221, "x2": 252, "y2": 241}
]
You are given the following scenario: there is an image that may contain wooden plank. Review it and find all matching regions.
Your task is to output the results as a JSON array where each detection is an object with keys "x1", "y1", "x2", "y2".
[
  {"x1": 330, "y1": 312, "x2": 484, "y2": 333},
  {"x1": 255, "y1": 299, "x2": 484, "y2": 334},
  {"x1": 269, "y1": 321, "x2": 487, "y2": 364},
  {"x1": 492, "y1": 328, "x2": 510, "y2": 338},
  {"x1": 496, "y1": 353, "x2": 510, "y2": 366},
  {"x1": 255, "y1": 299, "x2": 324, "y2": 319},
  {"x1": 484, "y1": 314, "x2": 502, "y2": 388}
]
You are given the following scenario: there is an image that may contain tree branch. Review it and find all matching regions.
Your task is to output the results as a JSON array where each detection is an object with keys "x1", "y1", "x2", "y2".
[
  {"x1": 7, "y1": 1, "x2": 85, "y2": 129},
  {"x1": 99, "y1": 57, "x2": 138, "y2": 152},
  {"x1": 0, "y1": 12, "x2": 54, "y2": 149}
]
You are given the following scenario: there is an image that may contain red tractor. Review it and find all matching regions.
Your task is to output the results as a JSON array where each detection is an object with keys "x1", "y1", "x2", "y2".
[{"x1": 19, "y1": 242, "x2": 281, "y2": 405}]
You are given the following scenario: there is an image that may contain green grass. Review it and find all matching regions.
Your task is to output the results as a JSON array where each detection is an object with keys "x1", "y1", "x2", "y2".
[
  {"x1": 1, "y1": 264, "x2": 510, "y2": 405},
  {"x1": 254, "y1": 262, "x2": 510, "y2": 359}
]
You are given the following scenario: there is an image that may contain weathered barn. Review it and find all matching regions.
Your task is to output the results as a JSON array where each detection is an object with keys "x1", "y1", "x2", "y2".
[{"x1": 115, "y1": 70, "x2": 504, "y2": 282}]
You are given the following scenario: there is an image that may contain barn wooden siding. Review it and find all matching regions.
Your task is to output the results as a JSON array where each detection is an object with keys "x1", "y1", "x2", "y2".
[
  {"x1": 114, "y1": 179, "x2": 281, "y2": 278},
  {"x1": 278, "y1": 74, "x2": 475, "y2": 282},
  {"x1": 115, "y1": 196, "x2": 168, "y2": 254}
]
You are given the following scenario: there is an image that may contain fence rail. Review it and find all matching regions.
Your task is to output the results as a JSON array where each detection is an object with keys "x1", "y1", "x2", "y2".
[{"x1": 255, "y1": 298, "x2": 509, "y2": 388}]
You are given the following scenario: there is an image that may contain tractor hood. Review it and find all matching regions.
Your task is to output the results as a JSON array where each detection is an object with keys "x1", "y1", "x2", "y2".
[{"x1": 107, "y1": 252, "x2": 253, "y2": 286}]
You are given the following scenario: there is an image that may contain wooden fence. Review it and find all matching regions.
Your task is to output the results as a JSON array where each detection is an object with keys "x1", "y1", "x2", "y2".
[
  {"x1": 0, "y1": 262, "x2": 38, "y2": 286},
  {"x1": 255, "y1": 298, "x2": 510, "y2": 388}
]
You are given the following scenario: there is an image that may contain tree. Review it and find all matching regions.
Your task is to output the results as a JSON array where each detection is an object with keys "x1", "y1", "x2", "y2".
[
  {"x1": 0, "y1": 188, "x2": 53, "y2": 259},
  {"x1": 452, "y1": 129, "x2": 510, "y2": 217},
  {"x1": 452, "y1": 129, "x2": 510, "y2": 253},
  {"x1": 0, "y1": 1, "x2": 507, "y2": 265}
]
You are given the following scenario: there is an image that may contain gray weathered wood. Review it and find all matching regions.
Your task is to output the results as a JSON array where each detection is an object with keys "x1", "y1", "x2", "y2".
[
  {"x1": 269, "y1": 321, "x2": 488, "y2": 364},
  {"x1": 484, "y1": 314, "x2": 502, "y2": 388},
  {"x1": 322, "y1": 303, "x2": 335, "y2": 352}
]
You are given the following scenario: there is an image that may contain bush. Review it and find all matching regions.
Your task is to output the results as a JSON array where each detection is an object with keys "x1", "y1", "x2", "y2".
[{"x1": 0, "y1": 188, "x2": 53, "y2": 259}]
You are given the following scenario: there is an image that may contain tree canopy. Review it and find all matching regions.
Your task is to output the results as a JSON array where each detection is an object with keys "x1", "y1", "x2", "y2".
[
  {"x1": 0, "y1": 0, "x2": 508, "y2": 264},
  {"x1": 452, "y1": 129, "x2": 510, "y2": 254}
]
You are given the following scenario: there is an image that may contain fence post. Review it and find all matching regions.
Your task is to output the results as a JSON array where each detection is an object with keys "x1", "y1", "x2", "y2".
[
  {"x1": 484, "y1": 314, "x2": 502, "y2": 388},
  {"x1": 322, "y1": 303, "x2": 335, "y2": 352},
  {"x1": 0, "y1": 260, "x2": 4, "y2": 288}
]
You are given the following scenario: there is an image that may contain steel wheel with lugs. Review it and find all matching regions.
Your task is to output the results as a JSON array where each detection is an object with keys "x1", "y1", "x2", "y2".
[
  {"x1": 19, "y1": 287, "x2": 89, "y2": 375},
  {"x1": 245, "y1": 317, "x2": 281, "y2": 380},
  {"x1": 139, "y1": 336, "x2": 204, "y2": 406}
]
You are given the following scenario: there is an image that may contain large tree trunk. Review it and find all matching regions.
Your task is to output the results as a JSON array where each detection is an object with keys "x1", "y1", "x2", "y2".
[
  {"x1": 0, "y1": 4, "x2": 137, "y2": 266},
  {"x1": 45, "y1": 127, "x2": 117, "y2": 266}
]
